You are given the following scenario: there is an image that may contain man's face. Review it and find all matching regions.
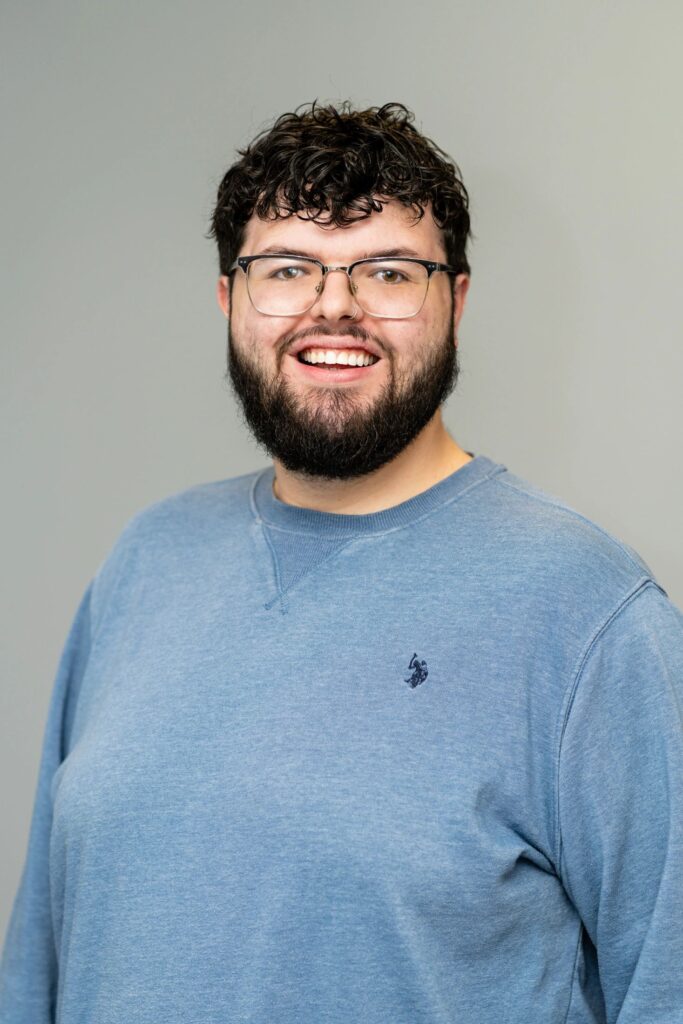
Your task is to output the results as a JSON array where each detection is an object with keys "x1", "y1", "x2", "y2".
[{"x1": 216, "y1": 199, "x2": 469, "y2": 480}]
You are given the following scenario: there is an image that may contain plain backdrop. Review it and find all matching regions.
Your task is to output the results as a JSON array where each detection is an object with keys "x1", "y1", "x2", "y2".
[{"x1": 2, "y1": 0, "x2": 682, "y2": 937}]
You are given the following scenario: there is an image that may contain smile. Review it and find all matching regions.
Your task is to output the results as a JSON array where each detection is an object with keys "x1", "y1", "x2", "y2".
[
  {"x1": 298, "y1": 347, "x2": 380, "y2": 367},
  {"x1": 288, "y1": 350, "x2": 382, "y2": 381}
]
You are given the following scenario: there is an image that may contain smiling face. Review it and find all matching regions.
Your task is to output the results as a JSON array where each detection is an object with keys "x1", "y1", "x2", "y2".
[{"x1": 217, "y1": 199, "x2": 470, "y2": 480}]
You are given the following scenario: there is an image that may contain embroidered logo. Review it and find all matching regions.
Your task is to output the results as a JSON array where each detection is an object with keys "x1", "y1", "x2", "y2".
[{"x1": 404, "y1": 653, "x2": 429, "y2": 688}]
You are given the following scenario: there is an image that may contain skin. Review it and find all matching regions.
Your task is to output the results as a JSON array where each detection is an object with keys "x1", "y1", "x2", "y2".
[{"x1": 216, "y1": 199, "x2": 472, "y2": 515}]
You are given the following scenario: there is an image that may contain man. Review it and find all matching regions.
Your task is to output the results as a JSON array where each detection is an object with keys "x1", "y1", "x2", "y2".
[{"x1": 1, "y1": 102, "x2": 682, "y2": 1023}]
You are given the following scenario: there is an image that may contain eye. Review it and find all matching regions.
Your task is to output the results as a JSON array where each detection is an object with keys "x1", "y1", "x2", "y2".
[
  {"x1": 374, "y1": 268, "x2": 406, "y2": 284},
  {"x1": 271, "y1": 265, "x2": 308, "y2": 281}
]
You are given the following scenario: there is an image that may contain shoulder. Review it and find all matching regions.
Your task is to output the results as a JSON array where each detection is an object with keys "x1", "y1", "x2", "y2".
[
  {"x1": 468, "y1": 458, "x2": 669, "y2": 638},
  {"x1": 488, "y1": 461, "x2": 657, "y2": 578},
  {"x1": 116, "y1": 467, "x2": 263, "y2": 540},
  {"x1": 88, "y1": 467, "x2": 264, "y2": 626}
]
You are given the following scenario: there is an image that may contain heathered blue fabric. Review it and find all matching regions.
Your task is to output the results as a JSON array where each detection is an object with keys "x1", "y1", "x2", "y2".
[{"x1": 2, "y1": 453, "x2": 683, "y2": 1023}]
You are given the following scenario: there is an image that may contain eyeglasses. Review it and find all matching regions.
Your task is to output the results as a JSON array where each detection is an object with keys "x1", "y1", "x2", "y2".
[{"x1": 227, "y1": 254, "x2": 460, "y2": 319}]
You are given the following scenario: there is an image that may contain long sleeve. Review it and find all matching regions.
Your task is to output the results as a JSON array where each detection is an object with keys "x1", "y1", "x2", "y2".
[
  {"x1": 558, "y1": 579, "x2": 683, "y2": 1023},
  {"x1": 0, "y1": 582, "x2": 93, "y2": 1024}
]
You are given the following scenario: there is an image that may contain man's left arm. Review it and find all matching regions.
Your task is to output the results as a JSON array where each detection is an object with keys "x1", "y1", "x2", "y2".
[{"x1": 557, "y1": 579, "x2": 683, "y2": 1023}]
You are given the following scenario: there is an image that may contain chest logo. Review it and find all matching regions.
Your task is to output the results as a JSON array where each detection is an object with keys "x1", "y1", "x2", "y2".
[{"x1": 405, "y1": 653, "x2": 429, "y2": 688}]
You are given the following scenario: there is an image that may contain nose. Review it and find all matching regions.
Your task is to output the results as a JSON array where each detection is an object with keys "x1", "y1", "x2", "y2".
[{"x1": 310, "y1": 268, "x2": 360, "y2": 321}]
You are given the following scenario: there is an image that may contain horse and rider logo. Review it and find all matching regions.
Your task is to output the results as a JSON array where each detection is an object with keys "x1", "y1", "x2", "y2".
[{"x1": 404, "y1": 653, "x2": 429, "y2": 688}]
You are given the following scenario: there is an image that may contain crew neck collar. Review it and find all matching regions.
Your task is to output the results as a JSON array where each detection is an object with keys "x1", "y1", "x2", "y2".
[{"x1": 250, "y1": 454, "x2": 505, "y2": 538}]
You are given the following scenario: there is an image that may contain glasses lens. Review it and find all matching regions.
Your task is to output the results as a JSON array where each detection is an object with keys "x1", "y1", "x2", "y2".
[
  {"x1": 351, "y1": 260, "x2": 429, "y2": 317},
  {"x1": 246, "y1": 257, "x2": 322, "y2": 316}
]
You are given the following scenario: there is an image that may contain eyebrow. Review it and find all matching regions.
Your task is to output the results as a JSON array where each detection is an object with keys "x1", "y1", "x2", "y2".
[{"x1": 253, "y1": 245, "x2": 425, "y2": 261}]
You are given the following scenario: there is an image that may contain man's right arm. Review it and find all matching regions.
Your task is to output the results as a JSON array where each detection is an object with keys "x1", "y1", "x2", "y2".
[{"x1": 0, "y1": 582, "x2": 93, "y2": 1024}]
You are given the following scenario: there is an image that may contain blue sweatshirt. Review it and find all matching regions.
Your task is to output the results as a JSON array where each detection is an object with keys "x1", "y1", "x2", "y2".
[{"x1": 2, "y1": 453, "x2": 682, "y2": 1023}]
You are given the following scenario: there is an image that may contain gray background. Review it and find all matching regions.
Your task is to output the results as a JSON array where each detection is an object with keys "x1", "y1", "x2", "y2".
[{"x1": 2, "y1": 0, "x2": 682, "y2": 936}]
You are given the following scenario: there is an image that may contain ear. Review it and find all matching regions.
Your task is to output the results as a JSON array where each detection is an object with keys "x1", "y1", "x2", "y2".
[
  {"x1": 216, "y1": 276, "x2": 230, "y2": 319},
  {"x1": 452, "y1": 274, "x2": 470, "y2": 340}
]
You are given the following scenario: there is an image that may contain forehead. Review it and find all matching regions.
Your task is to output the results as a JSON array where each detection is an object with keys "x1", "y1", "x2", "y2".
[{"x1": 240, "y1": 199, "x2": 447, "y2": 261}]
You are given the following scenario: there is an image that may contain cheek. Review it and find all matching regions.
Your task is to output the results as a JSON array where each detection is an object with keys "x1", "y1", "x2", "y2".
[
  {"x1": 387, "y1": 314, "x2": 444, "y2": 361},
  {"x1": 232, "y1": 311, "x2": 282, "y2": 366},
  {"x1": 421, "y1": 305, "x2": 453, "y2": 350}
]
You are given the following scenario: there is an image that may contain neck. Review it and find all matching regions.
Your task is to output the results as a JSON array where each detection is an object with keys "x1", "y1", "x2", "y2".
[{"x1": 271, "y1": 410, "x2": 473, "y2": 514}]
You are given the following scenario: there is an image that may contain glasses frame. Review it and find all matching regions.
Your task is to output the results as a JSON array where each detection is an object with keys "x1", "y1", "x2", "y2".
[{"x1": 226, "y1": 254, "x2": 461, "y2": 319}]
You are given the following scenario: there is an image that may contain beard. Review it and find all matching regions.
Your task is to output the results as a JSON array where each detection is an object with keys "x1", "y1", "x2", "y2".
[{"x1": 225, "y1": 318, "x2": 460, "y2": 481}]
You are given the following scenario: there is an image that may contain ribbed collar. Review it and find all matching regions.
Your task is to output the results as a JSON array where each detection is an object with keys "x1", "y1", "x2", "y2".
[{"x1": 250, "y1": 453, "x2": 505, "y2": 538}]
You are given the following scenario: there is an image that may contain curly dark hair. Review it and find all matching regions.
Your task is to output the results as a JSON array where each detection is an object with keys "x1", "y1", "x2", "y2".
[{"x1": 208, "y1": 101, "x2": 472, "y2": 281}]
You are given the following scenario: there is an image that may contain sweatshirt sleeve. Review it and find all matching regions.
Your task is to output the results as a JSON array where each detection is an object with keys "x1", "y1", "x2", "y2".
[
  {"x1": 0, "y1": 581, "x2": 93, "y2": 1024},
  {"x1": 557, "y1": 579, "x2": 683, "y2": 1023}
]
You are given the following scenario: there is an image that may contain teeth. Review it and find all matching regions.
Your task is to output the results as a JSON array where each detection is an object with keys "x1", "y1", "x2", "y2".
[{"x1": 300, "y1": 349, "x2": 377, "y2": 366}]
